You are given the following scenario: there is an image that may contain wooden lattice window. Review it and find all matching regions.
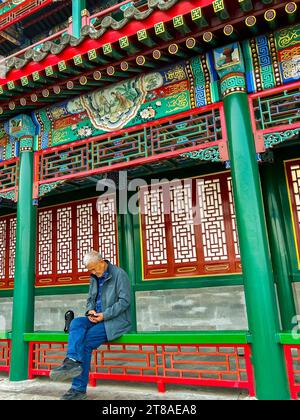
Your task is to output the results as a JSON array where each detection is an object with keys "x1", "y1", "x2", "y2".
[
  {"x1": 36, "y1": 195, "x2": 118, "y2": 286},
  {"x1": 140, "y1": 172, "x2": 241, "y2": 280},
  {"x1": 0, "y1": 214, "x2": 16, "y2": 289},
  {"x1": 285, "y1": 159, "x2": 300, "y2": 268},
  {"x1": 0, "y1": 195, "x2": 119, "y2": 289}
]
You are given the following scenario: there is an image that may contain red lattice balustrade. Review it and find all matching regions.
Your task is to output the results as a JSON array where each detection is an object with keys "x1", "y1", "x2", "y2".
[
  {"x1": 28, "y1": 341, "x2": 255, "y2": 395},
  {"x1": 285, "y1": 159, "x2": 300, "y2": 268},
  {"x1": 284, "y1": 345, "x2": 300, "y2": 400},
  {"x1": 0, "y1": 340, "x2": 10, "y2": 373}
]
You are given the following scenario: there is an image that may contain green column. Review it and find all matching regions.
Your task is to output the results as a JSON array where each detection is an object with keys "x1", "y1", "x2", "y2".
[
  {"x1": 261, "y1": 163, "x2": 297, "y2": 331},
  {"x1": 123, "y1": 211, "x2": 137, "y2": 332},
  {"x1": 10, "y1": 134, "x2": 37, "y2": 381},
  {"x1": 219, "y1": 67, "x2": 290, "y2": 399},
  {"x1": 72, "y1": 0, "x2": 86, "y2": 38}
]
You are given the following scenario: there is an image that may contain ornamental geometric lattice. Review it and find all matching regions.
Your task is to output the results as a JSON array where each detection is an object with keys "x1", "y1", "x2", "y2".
[
  {"x1": 38, "y1": 211, "x2": 53, "y2": 276},
  {"x1": 197, "y1": 177, "x2": 229, "y2": 262},
  {"x1": 0, "y1": 220, "x2": 6, "y2": 282},
  {"x1": 141, "y1": 187, "x2": 168, "y2": 271},
  {"x1": 140, "y1": 172, "x2": 241, "y2": 279},
  {"x1": 97, "y1": 194, "x2": 118, "y2": 266},
  {"x1": 8, "y1": 218, "x2": 16, "y2": 280},
  {"x1": 0, "y1": 216, "x2": 16, "y2": 288},
  {"x1": 285, "y1": 159, "x2": 300, "y2": 267},
  {"x1": 36, "y1": 196, "x2": 119, "y2": 287},
  {"x1": 0, "y1": 196, "x2": 119, "y2": 289},
  {"x1": 57, "y1": 207, "x2": 73, "y2": 275}
]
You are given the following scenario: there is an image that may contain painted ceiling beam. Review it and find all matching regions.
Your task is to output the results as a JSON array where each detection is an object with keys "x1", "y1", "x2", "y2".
[{"x1": 1, "y1": 0, "x2": 215, "y2": 85}]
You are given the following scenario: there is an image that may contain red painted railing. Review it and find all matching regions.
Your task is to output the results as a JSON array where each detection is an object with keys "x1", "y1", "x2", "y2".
[
  {"x1": 0, "y1": 158, "x2": 19, "y2": 203},
  {"x1": 28, "y1": 341, "x2": 255, "y2": 395},
  {"x1": 0, "y1": 339, "x2": 10, "y2": 373},
  {"x1": 284, "y1": 345, "x2": 300, "y2": 400},
  {"x1": 33, "y1": 104, "x2": 228, "y2": 198},
  {"x1": 248, "y1": 81, "x2": 300, "y2": 152}
]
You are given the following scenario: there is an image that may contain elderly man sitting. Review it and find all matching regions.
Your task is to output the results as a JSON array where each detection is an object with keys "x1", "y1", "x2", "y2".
[{"x1": 50, "y1": 251, "x2": 132, "y2": 400}]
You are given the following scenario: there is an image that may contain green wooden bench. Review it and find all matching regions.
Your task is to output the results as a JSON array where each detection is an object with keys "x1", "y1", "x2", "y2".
[
  {"x1": 279, "y1": 332, "x2": 300, "y2": 345},
  {"x1": 0, "y1": 331, "x2": 11, "y2": 340},
  {"x1": 23, "y1": 330, "x2": 252, "y2": 344},
  {"x1": 3, "y1": 331, "x2": 255, "y2": 394}
]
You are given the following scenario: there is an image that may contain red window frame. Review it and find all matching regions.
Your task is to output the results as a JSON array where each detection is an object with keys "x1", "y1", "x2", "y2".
[{"x1": 140, "y1": 172, "x2": 241, "y2": 280}]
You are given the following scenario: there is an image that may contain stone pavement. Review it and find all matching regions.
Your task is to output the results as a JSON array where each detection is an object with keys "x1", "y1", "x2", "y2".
[{"x1": 0, "y1": 373, "x2": 252, "y2": 400}]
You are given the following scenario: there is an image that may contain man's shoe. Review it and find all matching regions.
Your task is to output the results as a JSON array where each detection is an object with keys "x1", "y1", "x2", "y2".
[
  {"x1": 50, "y1": 358, "x2": 83, "y2": 382},
  {"x1": 60, "y1": 389, "x2": 87, "y2": 400}
]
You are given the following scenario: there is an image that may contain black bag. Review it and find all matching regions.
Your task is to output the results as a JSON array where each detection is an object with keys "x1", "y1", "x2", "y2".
[{"x1": 64, "y1": 310, "x2": 74, "y2": 333}]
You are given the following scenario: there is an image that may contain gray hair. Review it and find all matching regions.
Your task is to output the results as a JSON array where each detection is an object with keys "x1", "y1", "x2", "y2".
[{"x1": 83, "y1": 251, "x2": 104, "y2": 267}]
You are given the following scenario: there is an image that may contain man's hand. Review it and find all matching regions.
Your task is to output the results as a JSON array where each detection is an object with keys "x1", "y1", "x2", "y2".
[{"x1": 88, "y1": 311, "x2": 104, "y2": 324}]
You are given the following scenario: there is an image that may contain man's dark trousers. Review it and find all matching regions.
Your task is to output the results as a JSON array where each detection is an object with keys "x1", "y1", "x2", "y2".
[{"x1": 67, "y1": 317, "x2": 107, "y2": 392}]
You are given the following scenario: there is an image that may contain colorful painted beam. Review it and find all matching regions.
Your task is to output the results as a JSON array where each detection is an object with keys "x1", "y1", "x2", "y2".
[{"x1": 1, "y1": 0, "x2": 216, "y2": 85}]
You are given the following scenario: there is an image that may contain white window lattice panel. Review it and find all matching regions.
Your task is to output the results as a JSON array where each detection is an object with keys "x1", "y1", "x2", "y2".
[
  {"x1": 38, "y1": 210, "x2": 53, "y2": 275},
  {"x1": 9, "y1": 218, "x2": 16, "y2": 278},
  {"x1": 197, "y1": 178, "x2": 228, "y2": 262},
  {"x1": 170, "y1": 182, "x2": 197, "y2": 264},
  {"x1": 77, "y1": 203, "x2": 94, "y2": 272},
  {"x1": 291, "y1": 164, "x2": 300, "y2": 233},
  {"x1": 0, "y1": 220, "x2": 6, "y2": 279},
  {"x1": 227, "y1": 177, "x2": 241, "y2": 259},
  {"x1": 57, "y1": 207, "x2": 73, "y2": 274},
  {"x1": 97, "y1": 195, "x2": 118, "y2": 265},
  {"x1": 143, "y1": 187, "x2": 168, "y2": 266}
]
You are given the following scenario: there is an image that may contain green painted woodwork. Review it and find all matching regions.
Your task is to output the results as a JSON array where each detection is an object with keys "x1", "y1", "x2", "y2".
[
  {"x1": 35, "y1": 285, "x2": 89, "y2": 296},
  {"x1": 137, "y1": 29, "x2": 156, "y2": 47},
  {"x1": 23, "y1": 331, "x2": 251, "y2": 345},
  {"x1": 213, "y1": 0, "x2": 230, "y2": 20},
  {"x1": 103, "y1": 43, "x2": 123, "y2": 60},
  {"x1": 279, "y1": 333, "x2": 300, "y2": 345},
  {"x1": 292, "y1": 273, "x2": 300, "y2": 282},
  {"x1": 72, "y1": 0, "x2": 86, "y2": 39},
  {"x1": 121, "y1": 196, "x2": 137, "y2": 332},
  {"x1": 0, "y1": 290, "x2": 14, "y2": 298},
  {"x1": 154, "y1": 22, "x2": 172, "y2": 41},
  {"x1": 10, "y1": 144, "x2": 37, "y2": 382},
  {"x1": 265, "y1": 130, "x2": 300, "y2": 149},
  {"x1": 0, "y1": 331, "x2": 11, "y2": 340},
  {"x1": 119, "y1": 36, "x2": 139, "y2": 54},
  {"x1": 134, "y1": 276, "x2": 244, "y2": 291},
  {"x1": 238, "y1": 0, "x2": 253, "y2": 13},
  {"x1": 190, "y1": 7, "x2": 208, "y2": 29},
  {"x1": 285, "y1": 2, "x2": 298, "y2": 23},
  {"x1": 88, "y1": 49, "x2": 109, "y2": 64},
  {"x1": 173, "y1": 15, "x2": 191, "y2": 34},
  {"x1": 223, "y1": 88, "x2": 290, "y2": 400},
  {"x1": 261, "y1": 164, "x2": 297, "y2": 330}
]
